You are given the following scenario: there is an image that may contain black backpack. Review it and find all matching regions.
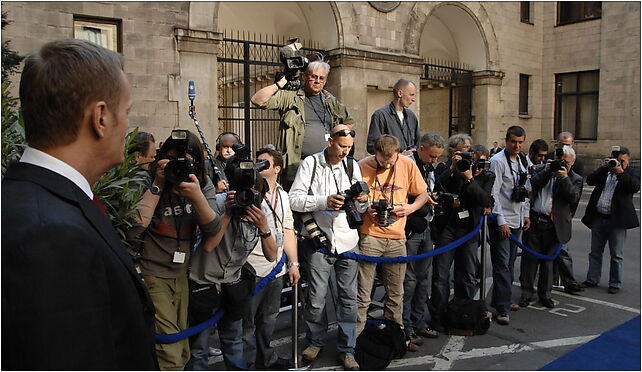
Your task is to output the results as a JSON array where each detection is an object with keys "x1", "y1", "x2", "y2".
[
  {"x1": 445, "y1": 298, "x2": 491, "y2": 336},
  {"x1": 355, "y1": 319, "x2": 407, "y2": 370}
]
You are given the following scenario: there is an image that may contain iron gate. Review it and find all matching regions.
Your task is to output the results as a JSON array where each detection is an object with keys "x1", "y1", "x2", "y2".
[
  {"x1": 421, "y1": 60, "x2": 473, "y2": 137},
  {"x1": 217, "y1": 31, "x2": 323, "y2": 153}
]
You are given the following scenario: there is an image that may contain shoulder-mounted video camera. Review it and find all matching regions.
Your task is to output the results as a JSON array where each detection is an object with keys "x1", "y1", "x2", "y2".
[
  {"x1": 164, "y1": 129, "x2": 198, "y2": 186},
  {"x1": 276, "y1": 38, "x2": 324, "y2": 91},
  {"x1": 339, "y1": 181, "x2": 369, "y2": 229},
  {"x1": 225, "y1": 143, "x2": 270, "y2": 216}
]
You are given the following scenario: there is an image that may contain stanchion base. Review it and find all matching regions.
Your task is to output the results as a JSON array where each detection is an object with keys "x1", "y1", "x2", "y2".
[{"x1": 552, "y1": 285, "x2": 565, "y2": 290}]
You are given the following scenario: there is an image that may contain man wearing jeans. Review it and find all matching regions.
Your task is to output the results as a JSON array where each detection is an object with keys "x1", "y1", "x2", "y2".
[
  {"x1": 488, "y1": 126, "x2": 531, "y2": 325},
  {"x1": 289, "y1": 125, "x2": 368, "y2": 370},
  {"x1": 581, "y1": 146, "x2": 640, "y2": 294}
]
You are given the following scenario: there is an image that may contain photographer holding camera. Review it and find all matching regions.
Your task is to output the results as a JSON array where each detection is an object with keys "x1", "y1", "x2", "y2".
[
  {"x1": 128, "y1": 130, "x2": 221, "y2": 370},
  {"x1": 581, "y1": 146, "x2": 640, "y2": 294},
  {"x1": 518, "y1": 145, "x2": 582, "y2": 308},
  {"x1": 251, "y1": 60, "x2": 354, "y2": 189},
  {"x1": 488, "y1": 125, "x2": 532, "y2": 326},
  {"x1": 434, "y1": 134, "x2": 473, "y2": 179},
  {"x1": 428, "y1": 147, "x2": 491, "y2": 332},
  {"x1": 356, "y1": 135, "x2": 433, "y2": 336},
  {"x1": 289, "y1": 125, "x2": 368, "y2": 370}
]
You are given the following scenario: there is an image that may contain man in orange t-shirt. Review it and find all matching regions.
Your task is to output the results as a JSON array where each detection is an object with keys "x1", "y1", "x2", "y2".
[{"x1": 356, "y1": 135, "x2": 433, "y2": 335}]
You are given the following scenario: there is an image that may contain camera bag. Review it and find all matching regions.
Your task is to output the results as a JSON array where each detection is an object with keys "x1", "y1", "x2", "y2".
[
  {"x1": 354, "y1": 319, "x2": 407, "y2": 370},
  {"x1": 444, "y1": 297, "x2": 491, "y2": 336}
]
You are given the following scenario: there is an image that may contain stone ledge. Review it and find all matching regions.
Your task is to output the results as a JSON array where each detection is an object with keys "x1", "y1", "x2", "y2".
[
  {"x1": 473, "y1": 70, "x2": 505, "y2": 86},
  {"x1": 174, "y1": 27, "x2": 222, "y2": 54},
  {"x1": 326, "y1": 47, "x2": 425, "y2": 66}
]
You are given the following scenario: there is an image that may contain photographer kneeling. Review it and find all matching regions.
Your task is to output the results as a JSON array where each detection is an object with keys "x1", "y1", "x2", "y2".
[
  {"x1": 128, "y1": 130, "x2": 221, "y2": 370},
  {"x1": 289, "y1": 125, "x2": 368, "y2": 370},
  {"x1": 429, "y1": 150, "x2": 491, "y2": 332}
]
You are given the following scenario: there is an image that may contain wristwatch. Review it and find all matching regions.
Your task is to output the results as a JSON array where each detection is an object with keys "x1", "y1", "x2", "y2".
[
  {"x1": 259, "y1": 230, "x2": 272, "y2": 239},
  {"x1": 288, "y1": 261, "x2": 300, "y2": 268},
  {"x1": 150, "y1": 184, "x2": 163, "y2": 195}
]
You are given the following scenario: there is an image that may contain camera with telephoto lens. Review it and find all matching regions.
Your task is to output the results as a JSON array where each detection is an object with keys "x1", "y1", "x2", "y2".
[
  {"x1": 455, "y1": 152, "x2": 474, "y2": 172},
  {"x1": 300, "y1": 212, "x2": 330, "y2": 251},
  {"x1": 164, "y1": 130, "x2": 198, "y2": 186},
  {"x1": 550, "y1": 143, "x2": 568, "y2": 173},
  {"x1": 371, "y1": 199, "x2": 393, "y2": 227},
  {"x1": 511, "y1": 172, "x2": 529, "y2": 202},
  {"x1": 607, "y1": 146, "x2": 622, "y2": 169},
  {"x1": 276, "y1": 38, "x2": 324, "y2": 91},
  {"x1": 338, "y1": 181, "x2": 369, "y2": 229},
  {"x1": 431, "y1": 192, "x2": 461, "y2": 217},
  {"x1": 225, "y1": 143, "x2": 270, "y2": 216}
]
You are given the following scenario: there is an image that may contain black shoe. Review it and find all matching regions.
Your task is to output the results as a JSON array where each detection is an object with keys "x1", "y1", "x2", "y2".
[
  {"x1": 431, "y1": 322, "x2": 447, "y2": 333},
  {"x1": 580, "y1": 281, "x2": 597, "y2": 288},
  {"x1": 540, "y1": 298, "x2": 555, "y2": 308},
  {"x1": 409, "y1": 331, "x2": 424, "y2": 346},
  {"x1": 608, "y1": 287, "x2": 620, "y2": 294},
  {"x1": 267, "y1": 358, "x2": 292, "y2": 370},
  {"x1": 564, "y1": 284, "x2": 585, "y2": 294},
  {"x1": 518, "y1": 297, "x2": 533, "y2": 308}
]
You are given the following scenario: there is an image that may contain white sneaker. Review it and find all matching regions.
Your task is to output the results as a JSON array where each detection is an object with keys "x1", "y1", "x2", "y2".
[{"x1": 208, "y1": 347, "x2": 222, "y2": 356}]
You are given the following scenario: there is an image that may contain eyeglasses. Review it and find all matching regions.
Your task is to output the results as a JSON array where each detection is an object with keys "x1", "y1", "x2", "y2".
[{"x1": 331, "y1": 129, "x2": 356, "y2": 138}]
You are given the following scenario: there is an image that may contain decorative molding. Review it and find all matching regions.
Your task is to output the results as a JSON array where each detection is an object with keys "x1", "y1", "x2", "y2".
[
  {"x1": 174, "y1": 27, "x2": 222, "y2": 54},
  {"x1": 368, "y1": 1, "x2": 401, "y2": 13}
]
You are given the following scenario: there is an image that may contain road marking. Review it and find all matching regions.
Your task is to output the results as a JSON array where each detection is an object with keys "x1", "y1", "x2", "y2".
[
  {"x1": 434, "y1": 335, "x2": 466, "y2": 370},
  {"x1": 553, "y1": 290, "x2": 641, "y2": 314}
]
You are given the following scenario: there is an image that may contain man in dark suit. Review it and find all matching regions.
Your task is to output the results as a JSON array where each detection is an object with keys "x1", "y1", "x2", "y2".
[
  {"x1": 519, "y1": 146, "x2": 583, "y2": 308},
  {"x1": 2, "y1": 39, "x2": 158, "y2": 369},
  {"x1": 581, "y1": 146, "x2": 640, "y2": 294},
  {"x1": 545, "y1": 131, "x2": 585, "y2": 294}
]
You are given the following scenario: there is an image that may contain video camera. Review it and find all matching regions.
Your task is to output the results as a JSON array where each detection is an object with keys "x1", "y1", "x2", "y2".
[
  {"x1": 225, "y1": 143, "x2": 270, "y2": 216},
  {"x1": 371, "y1": 199, "x2": 393, "y2": 227},
  {"x1": 607, "y1": 145, "x2": 623, "y2": 169},
  {"x1": 550, "y1": 143, "x2": 568, "y2": 172},
  {"x1": 339, "y1": 181, "x2": 369, "y2": 229},
  {"x1": 164, "y1": 130, "x2": 198, "y2": 186},
  {"x1": 276, "y1": 38, "x2": 323, "y2": 91},
  {"x1": 431, "y1": 192, "x2": 461, "y2": 217}
]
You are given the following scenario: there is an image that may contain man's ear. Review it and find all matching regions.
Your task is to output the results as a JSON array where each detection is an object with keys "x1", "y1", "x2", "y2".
[
  {"x1": 274, "y1": 165, "x2": 282, "y2": 175},
  {"x1": 90, "y1": 101, "x2": 109, "y2": 139}
]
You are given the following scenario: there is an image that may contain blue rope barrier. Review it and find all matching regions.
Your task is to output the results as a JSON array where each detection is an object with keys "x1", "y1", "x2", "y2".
[
  {"x1": 486, "y1": 213, "x2": 562, "y2": 260},
  {"x1": 155, "y1": 252, "x2": 288, "y2": 344},
  {"x1": 319, "y1": 217, "x2": 484, "y2": 263}
]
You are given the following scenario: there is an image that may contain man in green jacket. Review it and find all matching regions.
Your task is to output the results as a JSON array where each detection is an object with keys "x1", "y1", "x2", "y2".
[{"x1": 251, "y1": 60, "x2": 354, "y2": 189}]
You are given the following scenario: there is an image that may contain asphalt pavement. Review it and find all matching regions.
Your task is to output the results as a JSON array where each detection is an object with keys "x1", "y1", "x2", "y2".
[{"x1": 208, "y1": 185, "x2": 640, "y2": 370}]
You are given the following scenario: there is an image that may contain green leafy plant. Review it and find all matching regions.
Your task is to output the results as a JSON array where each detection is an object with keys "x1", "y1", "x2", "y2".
[
  {"x1": 94, "y1": 128, "x2": 147, "y2": 255},
  {"x1": 1, "y1": 81, "x2": 25, "y2": 177}
]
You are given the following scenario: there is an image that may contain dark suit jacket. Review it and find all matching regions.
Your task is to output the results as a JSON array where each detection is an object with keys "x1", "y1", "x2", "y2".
[
  {"x1": 367, "y1": 103, "x2": 421, "y2": 154},
  {"x1": 530, "y1": 168, "x2": 583, "y2": 244},
  {"x1": 546, "y1": 150, "x2": 585, "y2": 177},
  {"x1": 2, "y1": 162, "x2": 159, "y2": 370},
  {"x1": 581, "y1": 166, "x2": 640, "y2": 230},
  {"x1": 433, "y1": 167, "x2": 490, "y2": 233}
]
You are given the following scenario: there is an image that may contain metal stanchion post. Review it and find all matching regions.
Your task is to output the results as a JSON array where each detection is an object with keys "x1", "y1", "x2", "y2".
[
  {"x1": 289, "y1": 282, "x2": 310, "y2": 371},
  {"x1": 480, "y1": 216, "x2": 487, "y2": 300}
]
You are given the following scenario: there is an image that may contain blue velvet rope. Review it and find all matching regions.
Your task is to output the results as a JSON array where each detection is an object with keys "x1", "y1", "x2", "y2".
[
  {"x1": 155, "y1": 253, "x2": 288, "y2": 344},
  {"x1": 319, "y1": 217, "x2": 484, "y2": 263},
  {"x1": 486, "y1": 213, "x2": 562, "y2": 260}
]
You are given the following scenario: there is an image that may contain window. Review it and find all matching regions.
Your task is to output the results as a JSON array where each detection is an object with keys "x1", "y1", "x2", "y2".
[
  {"x1": 520, "y1": 2, "x2": 532, "y2": 24},
  {"x1": 557, "y1": 2, "x2": 601, "y2": 25},
  {"x1": 73, "y1": 16, "x2": 121, "y2": 53},
  {"x1": 555, "y1": 70, "x2": 599, "y2": 140},
  {"x1": 519, "y1": 74, "x2": 530, "y2": 115}
]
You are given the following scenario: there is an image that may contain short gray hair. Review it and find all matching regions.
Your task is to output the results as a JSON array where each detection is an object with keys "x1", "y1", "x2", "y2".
[
  {"x1": 562, "y1": 145, "x2": 576, "y2": 160},
  {"x1": 393, "y1": 78, "x2": 416, "y2": 95},
  {"x1": 447, "y1": 134, "x2": 473, "y2": 157},
  {"x1": 420, "y1": 131, "x2": 445, "y2": 149},
  {"x1": 306, "y1": 61, "x2": 330, "y2": 75}
]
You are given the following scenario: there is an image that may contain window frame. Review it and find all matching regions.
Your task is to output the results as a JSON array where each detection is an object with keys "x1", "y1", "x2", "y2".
[
  {"x1": 73, "y1": 15, "x2": 123, "y2": 53},
  {"x1": 519, "y1": 73, "x2": 531, "y2": 116},
  {"x1": 556, "y1": 1, "x2": 602, "y2": 26},
  {"x1": 554, "y1": 70, "x2": 600, "y2": 141},
  {"x1": 520, "y1": 2, "x2": 533, "y2": 24}
]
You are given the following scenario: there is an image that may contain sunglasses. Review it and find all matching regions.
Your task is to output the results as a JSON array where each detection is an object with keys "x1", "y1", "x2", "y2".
[
  {"x1": 536, "y1": 153, "x2": 546, "y2": 158},
  {"x1": 331, "y1": 129, "x2": 356, "y2": 138}
]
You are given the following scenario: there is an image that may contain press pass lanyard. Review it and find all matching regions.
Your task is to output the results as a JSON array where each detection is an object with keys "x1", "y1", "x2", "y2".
[
  {"x1": 308, "y1": 93, "x2": 329, "y2": 133},
  {"x1": 374, "y1": 162, "x2": 396, "y2": 207}
]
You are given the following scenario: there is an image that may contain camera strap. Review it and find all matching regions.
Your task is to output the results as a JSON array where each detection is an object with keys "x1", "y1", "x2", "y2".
[
  {"x1": 264, "y1": 188, "x2": 284, "y2": 230},
  {"x1": 504, "y1": 149, "x2": 526, "y2": 186},
  {"x1": 374, "y1": 161, "x2": 396, "y2": 207}
]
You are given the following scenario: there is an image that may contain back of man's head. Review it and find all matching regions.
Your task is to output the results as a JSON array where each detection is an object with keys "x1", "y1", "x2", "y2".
[
  {"x1": 374, "y1": 135, "x2": 401, "y2": 158},
  {"x1": 20, "y1": 39, "x2": 125, "y2": 150}
]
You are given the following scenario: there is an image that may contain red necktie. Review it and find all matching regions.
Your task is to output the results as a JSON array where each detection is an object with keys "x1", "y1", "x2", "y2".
[{"x1": 92, "y1": 194, "x2": 108, "y2": 217}]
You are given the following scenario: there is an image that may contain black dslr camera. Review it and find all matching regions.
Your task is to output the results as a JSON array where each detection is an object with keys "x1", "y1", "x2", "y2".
[
  {"x1": 225, "y1": 143, "x2": 270, "y2": 216},
  {"x1": 550, "y1": 143, "x2": 568, "y2": 172},
  {"x1": 455, "y1": 152, "x2": 474, "y2": 172},
  {"x1": 371, "y1": 199, "x2": 393, "y2": 227},
  {"x1": 473, "y1": 159, "x2": 491, "y2": 173},
  {"x1": 276, "y1": 38, "x2": 323, "y2": 91},
  {"x1": 164, "y1": 130, "x2": 198, "y2": 186},
  {"x1": 511, "y1": 172, "x2": 529, "y2": 202},
  {"x1": 339, "y1": 181, "x2": 370, "y2": 229},
  {"x1": 431, "y1": 192, "x2": 461, "y2": 217}
]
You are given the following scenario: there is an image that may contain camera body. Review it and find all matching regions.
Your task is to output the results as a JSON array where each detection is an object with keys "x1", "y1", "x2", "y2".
[
  {"x1": 225, "y1": 143, "x2": 270, "y2": 216},
  {"x1": 339, "y1": 181, "x2": 370, "y2": 229},
  {"x1": 432, "y1": 192, "x2": 460, "y2": 217},
  {"x1": 371, "y1": 199, "x2": 393, "y2": 227},
  {"x1": 163, "y1": 130, "x2": 198, "y2": 186},
  {"x1": 511, "y1": 173, "x2": 529, "y2": 202},
  {"x1": 550, "y1": 143, "x2": 568, "y2": 172},
  {"x1": 608, "y1": 146, "x2": 623, "y2": 169},
  {"x1": 455, "y1": 152, "x2": 474, "y2": 172},
  {"x1": 473, "y1": 159, "x2": 491, "y2": 173}
]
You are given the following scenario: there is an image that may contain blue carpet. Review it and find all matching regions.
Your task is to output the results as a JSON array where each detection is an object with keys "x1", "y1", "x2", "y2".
[{"x1": 540, "y1": 315, "x2": 641, "y2": 370}]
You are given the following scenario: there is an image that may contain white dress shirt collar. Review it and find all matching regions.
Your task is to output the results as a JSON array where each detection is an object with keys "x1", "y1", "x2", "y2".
[{"x1": 20, "y1": 146, "x2": 94, "y2": 199}]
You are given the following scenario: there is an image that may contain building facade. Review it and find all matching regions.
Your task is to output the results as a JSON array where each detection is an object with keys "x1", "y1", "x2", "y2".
[{"x1": 2, "y1": 1, "x2": 639, "y2": 163}]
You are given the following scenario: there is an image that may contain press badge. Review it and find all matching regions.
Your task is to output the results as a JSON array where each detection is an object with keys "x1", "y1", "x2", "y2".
[
  {"x1": 173, "y1": 251, "x2": 186, "y2": 264},
  {"x1": 458, "y1": 210, "x2": 470, "y2": 219},
  {"x1": 275, "y1": 232, "x2": 284, "y2": 248}
]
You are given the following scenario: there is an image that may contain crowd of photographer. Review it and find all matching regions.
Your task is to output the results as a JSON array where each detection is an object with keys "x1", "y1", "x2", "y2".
[{"x1": 3, "y1": 39, "x2": 639, "y2": 371}]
